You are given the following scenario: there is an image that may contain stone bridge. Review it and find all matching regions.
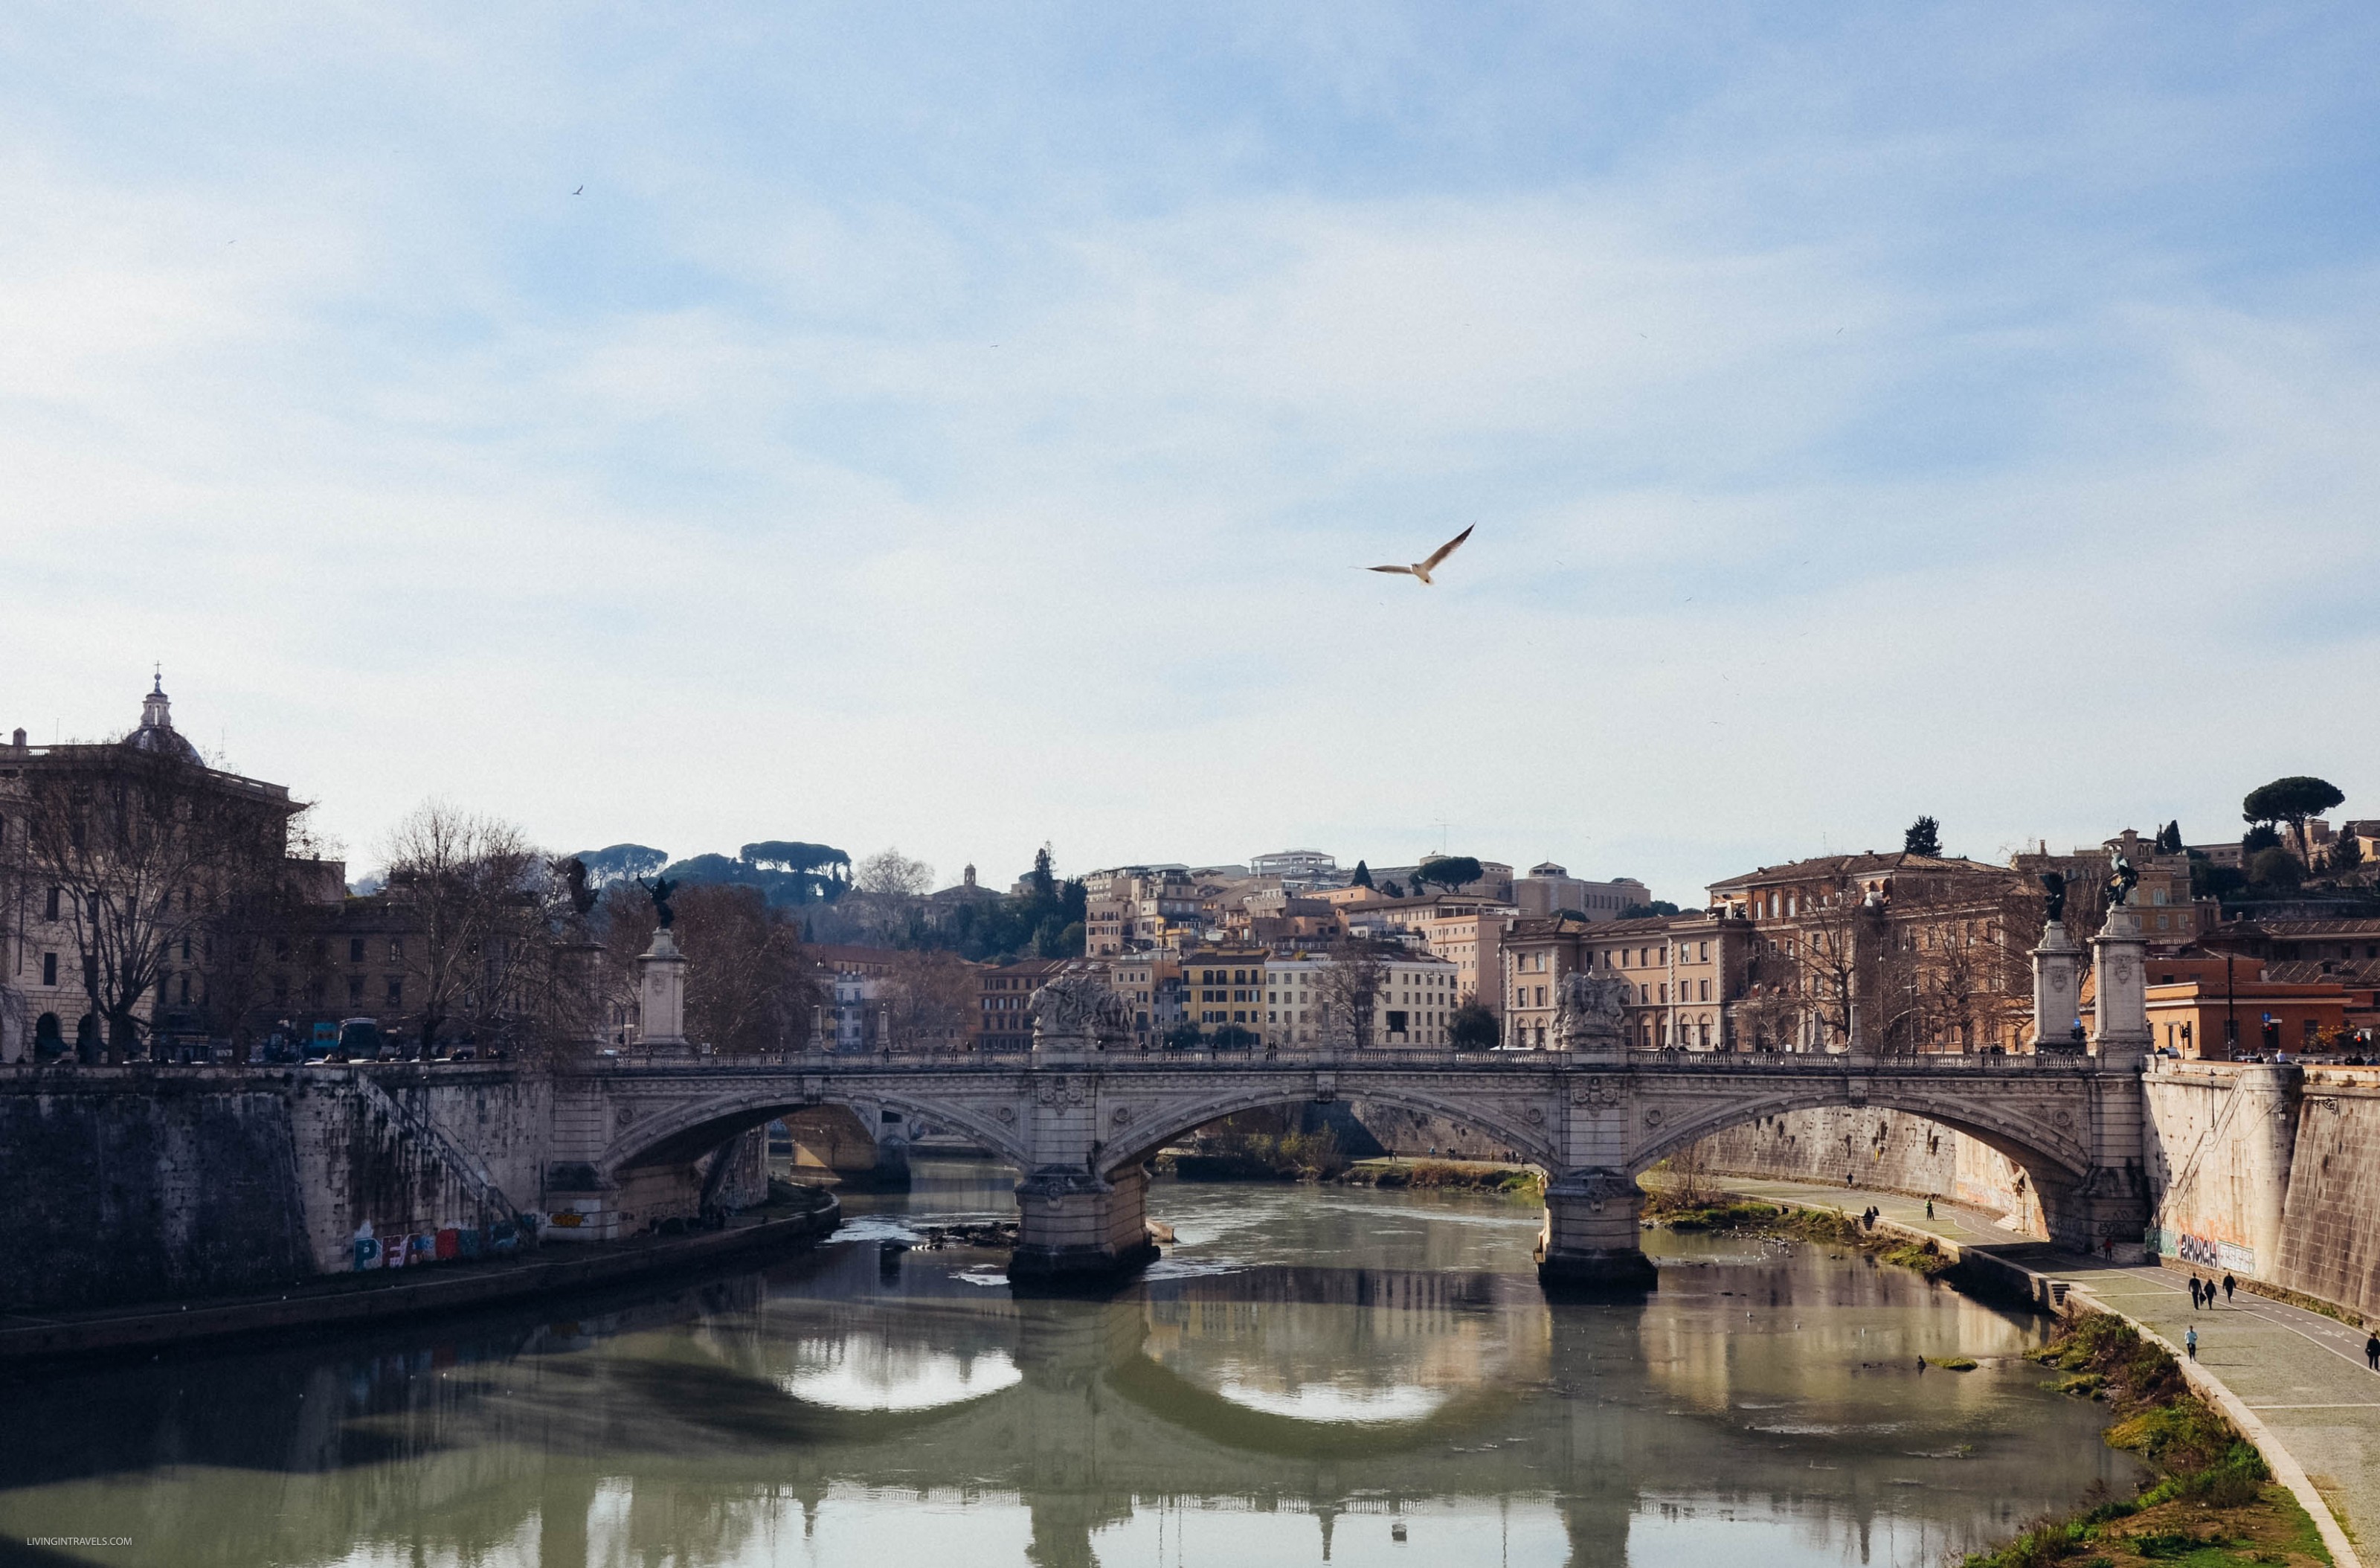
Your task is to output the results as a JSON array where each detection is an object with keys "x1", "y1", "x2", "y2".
[
  {"x1": 554, "y1": 909, "x2": 2159, "y2": 1286},
  {"x1": 556, "y1": 1044, "x2": 2147, "y2": 1285}
]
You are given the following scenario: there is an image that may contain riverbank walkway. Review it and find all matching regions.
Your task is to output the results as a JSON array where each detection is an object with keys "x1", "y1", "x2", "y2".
[{"x1": 1699, "y1": 1175, "x2": 2378, "y2": 1564}]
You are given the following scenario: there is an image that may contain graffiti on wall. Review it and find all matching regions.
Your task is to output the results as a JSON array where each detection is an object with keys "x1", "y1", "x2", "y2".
[
  {"x1": 2161, "y1": 1229, "x2": 2254, "y2": 1274},
  {"x1": 352, "y1": 1218, "x2": 524, "y2": 1271}
]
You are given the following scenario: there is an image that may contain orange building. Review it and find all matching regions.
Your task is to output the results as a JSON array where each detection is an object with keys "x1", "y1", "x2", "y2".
[{"x1": 2103, "y1": 954, "x2": 2354, "y2": 1058}]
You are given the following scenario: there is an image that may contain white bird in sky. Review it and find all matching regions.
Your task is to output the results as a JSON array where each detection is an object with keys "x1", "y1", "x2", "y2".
[{"x1": 1366, "y1": 524, "x2": 1473, "y2": 585}]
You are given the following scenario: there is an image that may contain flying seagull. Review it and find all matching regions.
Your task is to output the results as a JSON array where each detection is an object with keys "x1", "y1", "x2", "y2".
[
  {"x1": 572, "y1": 184, "x2": 584, "y2": 195},
  {"x1": 1367, "y1": 524, "x2": 1473, "y2": 585}
]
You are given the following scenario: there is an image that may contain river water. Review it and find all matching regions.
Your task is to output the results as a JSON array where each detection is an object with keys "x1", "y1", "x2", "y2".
[{"x1": 0, "y1": 1157, "x2": 2138, "y2": 1568}]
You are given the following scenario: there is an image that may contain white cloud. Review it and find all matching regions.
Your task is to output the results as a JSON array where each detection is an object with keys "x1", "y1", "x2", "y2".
[{"x1": 1, "y1": 5, "x2": 2375, "y2": 899}]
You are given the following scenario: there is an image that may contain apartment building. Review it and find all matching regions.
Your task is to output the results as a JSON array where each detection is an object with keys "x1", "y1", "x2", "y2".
[
  {"x1": 1107, "y1": 951, "x2": 1178, "y2": 1043},
  {"x1": 1083, "y1": 867, "x2": 1206, "y2": 957},
  {"x1": 1261, "y1": 951, "x2": 1460, "y2": 1047},
  {"x1": 976, "y1": 957, "x2": 1069, "y2": 1051},
  {"x1": 1500, "y1": 912, "x2": 1751, "y2": 1051},
  {"x1": 1708, "y1": 851, "x2": 2028, "y2": 1053},
  {"x1": 1419, "y1": 907, "x2": 1513, "y2": 1010},
  {"x1": 1183, "y1": 948, "x2": 1273, "y2": 1037}
]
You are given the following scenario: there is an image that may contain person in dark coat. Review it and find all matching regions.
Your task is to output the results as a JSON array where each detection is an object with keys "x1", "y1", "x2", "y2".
[
  {"x1": 2365, "y1": 1332, "x2": 2378, "y2": 1371},
  {"x1": 2222, "y1": 1273, "x2": 2236, "y2": 1305}
]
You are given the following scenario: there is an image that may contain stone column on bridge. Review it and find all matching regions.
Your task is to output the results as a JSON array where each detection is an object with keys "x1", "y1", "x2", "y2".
[
  {"x1": 2030, "y1": 916, "x2": 2082, "y2": 1050},
  {"x1": 2065, "y1": 899, "x2": 2152, "y2": 1261},
  {"x1": 2088, "y1": 902, "x2": 2150, "y2": 1062},
  {"x1": 1013, "y1": 975, "x2": 1158, "y2": 1279},
  {"x1": 637, "y1": 928, "x2": 691, "y2": 1053},
  {"x1": 1540, "y1": 972, "x2": 1658, "y2": 1291}
]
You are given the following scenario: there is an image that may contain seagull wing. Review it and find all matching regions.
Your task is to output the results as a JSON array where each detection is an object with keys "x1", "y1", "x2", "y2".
[
  {"x1": 1367, "y1": 565, "x2": 1417, "y2": 575},
  {"x1": 1419, "y1": 524, "x2": 1473, "y2": 574}
]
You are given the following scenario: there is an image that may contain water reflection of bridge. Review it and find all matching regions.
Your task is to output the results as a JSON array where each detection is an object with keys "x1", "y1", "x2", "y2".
[{"x1": 0, "y1": 1238, "x2": 2134, "y2": 1568}]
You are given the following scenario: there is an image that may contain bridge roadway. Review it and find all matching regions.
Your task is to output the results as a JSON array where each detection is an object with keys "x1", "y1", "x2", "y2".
[{"x1": 558, "y1": 1040, "x2": 2153, "y2": 1284}]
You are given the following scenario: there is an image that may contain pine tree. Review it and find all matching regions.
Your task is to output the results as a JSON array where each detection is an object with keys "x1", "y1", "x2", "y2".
[
  {"x1": 1903, "y1": 816, "x2": 1943, "y2": 858},
  {"x1": 1350, "y1": 860, "x2": 1374, "y2": 889}
]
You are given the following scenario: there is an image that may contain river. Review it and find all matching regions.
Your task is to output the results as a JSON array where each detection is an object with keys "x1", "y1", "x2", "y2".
[{"x1": 0, "y1": 1156, "x2": 2138, "y2": 1568}]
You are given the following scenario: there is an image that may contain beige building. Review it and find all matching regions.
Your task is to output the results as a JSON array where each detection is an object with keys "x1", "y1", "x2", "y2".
[
  {"x1": 1512, "y1": 864, "x2": 1650, "y2": 920},
  {"x1": 1263, "y1": 952, "x2": 1458, "y2": 1047},
  {"x1": 1083, "y1": 867, "x2": 1206, "y2": 957},
  {"x1": 1708, "y1": 851, "x2": 2029, "y2": 1053},
  {"x1": 1418, "y1": 907, "x2": 1513, "y2": 1010},
  {"x1": 1500, "y1": 912, "x2": 1751, "y2": 1051}
]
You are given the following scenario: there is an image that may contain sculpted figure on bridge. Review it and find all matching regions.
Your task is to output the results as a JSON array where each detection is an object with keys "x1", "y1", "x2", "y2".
[
  {"x1": 637, "y1": 874, "x2": 680, "y2": 930},
  {"x1": 1031, "y1": 974, "x2": 1132, "y2": 1048},
  {"x1": 2039, "y1": 870, "x2": 2067, "y2": 924},
  {"x1": 1554, "y1": 971, "x2": 1631, "y2": 1052},
  {"x1": 2105, "y1": 851, "x2": 2138, "y2": 909}
]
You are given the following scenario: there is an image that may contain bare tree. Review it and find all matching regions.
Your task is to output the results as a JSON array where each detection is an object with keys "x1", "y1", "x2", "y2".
[
  {"x1": 1784, "y1": 873, "x2": 1871, "y2": 1053},
  {"x1": 20, "y1": 747, "x2": 299, "y2": 1061},
  {"x1": 855, "y1": 848, "x2": 933, "y2": 897},
  {"x1": 601, "y1": 881, "x2": 816, "y2": 1053},
  {"x1": 847, "y1": 847, "x2": 935, "y2": 945},
  {"x1": 1313, "y1": 944, "x2": 1389, "y2": 1050},
  {"x1": 880, "y1": 948, "x2": 977, "y2": 1050},
  {"x1": 382, "y1": 803, "x2": 549, "y2": 1056}
]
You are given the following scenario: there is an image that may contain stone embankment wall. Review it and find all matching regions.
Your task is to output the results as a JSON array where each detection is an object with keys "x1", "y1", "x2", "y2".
[
  {"x1": 1338, "y1": 1102, "x2": 1530, "y2": 1162},
  {"x1": 1687, "y1": 1107, "x2": 2045, "y2": 1233},
  {"x1": 0, "y1": 1066, "x2": 753, "y2": 1311},
  {"x1": 0, "y1": 1074, "x2": 315, "y2": 1308},
  {"x1": 2145, "y1": 1061, "x2": 2380, "y2": 1319}
]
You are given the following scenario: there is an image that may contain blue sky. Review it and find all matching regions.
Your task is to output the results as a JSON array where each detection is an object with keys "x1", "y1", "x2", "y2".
[{"x1": 3, "y1": 4, "x2": 2375, "y2": 900}]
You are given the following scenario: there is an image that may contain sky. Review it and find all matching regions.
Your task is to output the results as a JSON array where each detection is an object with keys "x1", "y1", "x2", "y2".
[{"x1": 3, "y1": 4, "x2": 2376, "y2": 904}]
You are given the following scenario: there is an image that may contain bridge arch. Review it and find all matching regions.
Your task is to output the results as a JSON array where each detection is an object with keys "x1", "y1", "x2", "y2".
[
  {"x1": 1097, "y1": 1084, "x2": 1561, "y2": 1180},
  {"x1": 1623, "y1": 1085, "x2": 2094, "y2": 1233},
  {"x1": 602, "y1": 1087, "x2": 1035, "y2": 1177}
]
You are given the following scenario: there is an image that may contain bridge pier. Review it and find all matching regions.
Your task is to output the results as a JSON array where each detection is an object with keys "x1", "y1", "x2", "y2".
[
  {"x1": 1012, "y1": 1164, "x2": 1160, "y2": 1281},
  {"x1": 1537, "y1": 1169, "x2": 1657, "y2": 1292}
]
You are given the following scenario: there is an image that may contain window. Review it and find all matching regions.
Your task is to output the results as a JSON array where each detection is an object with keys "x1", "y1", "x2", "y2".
[
  {"x1": 1638, "y1": 983, "x2": 1649, "y2": 1003},
  {"x1": 1534, "y1": 986, "x2": 1546, "y2": 1006},
  {"x1": 387, "y1": 977, "x2": 404, "y2": 1007},
  {"x1": 350, "y1": 937, "x2": 366, "y2": 963},
  {"x1": 1699, "y1": 979, "x2": 1711, "y2": 1002},
  {"x1": 1658, "y1": 983, "x2": 1667, "y2": 1003},
  {"x1": 42, "y1": 952, "x2": 57, "y2": 986},
  {"x1": 45, "y1": 887, "x2": 60, "y2": 921}
]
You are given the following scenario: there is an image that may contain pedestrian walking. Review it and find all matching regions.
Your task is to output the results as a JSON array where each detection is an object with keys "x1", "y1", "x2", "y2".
[
  {"x1": 2189, "y1": 1278, "x2": 2203, "y2": 1309},
  {"x1": 2222, "y1": 1273, "x2": 2236, "y2": 1305},
  {"x1": 1926, "y1": 1198, "x2": 1934, "y2": 1219},
  {"x1": 2185, "y1": 1326, "x2": 2198, "y2": 1360},
  {"x1": 2364, "y1": 1332, "x2": 2378, "y2": 1371}
]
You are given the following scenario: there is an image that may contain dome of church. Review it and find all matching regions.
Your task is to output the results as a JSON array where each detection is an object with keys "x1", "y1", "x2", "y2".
[{"x1": 125, "y1": 673, "x2": 203, "y2": 765}]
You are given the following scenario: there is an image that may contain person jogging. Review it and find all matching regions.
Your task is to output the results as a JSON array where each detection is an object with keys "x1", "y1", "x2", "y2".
[{"x1": 2185, "y1": 1326, "x2": 2199, "y2": 1360}]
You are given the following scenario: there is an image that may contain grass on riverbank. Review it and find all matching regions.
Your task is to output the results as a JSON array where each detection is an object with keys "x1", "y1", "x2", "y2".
[
  {"x1": 1963, "y1": 1312, "x2": 2329, "y2": 1568},
  {"x1": 1157, "y1": 1146, "x2": 1545, "y2": 1195},
  {"x1": 1338, "y1": 1159, "x2": 1543, "y2": 1195},
  {"x1": 1644, "y1": 1194, "x2": 1957, "y2": 1279}
]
